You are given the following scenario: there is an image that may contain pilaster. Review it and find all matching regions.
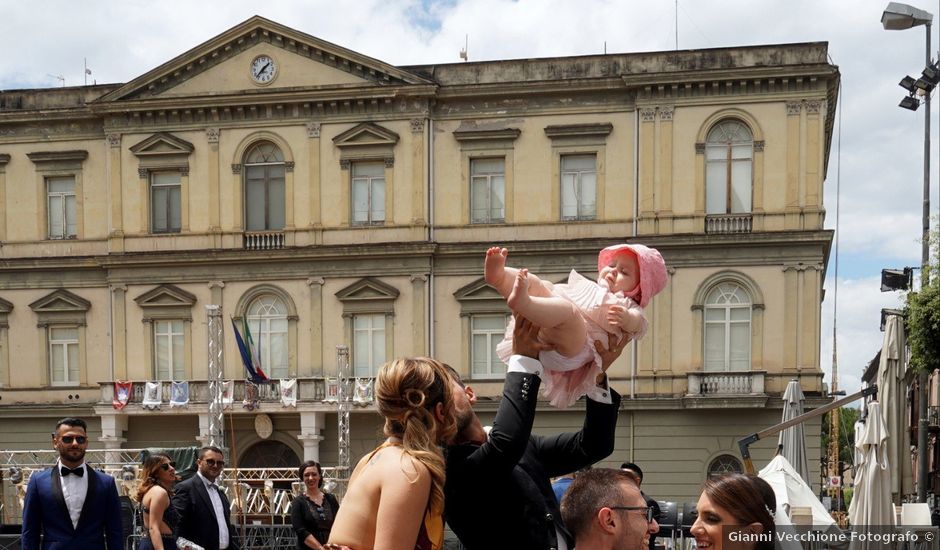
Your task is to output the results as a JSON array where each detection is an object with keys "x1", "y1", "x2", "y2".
[
  {"x1": 637, "y1": 108, "x2": 657, "y2": 234},
  {"x1": 0, "y1": 154, "x2": 8, "y2": 241},
  {"x1": 410, "y1": 119, "x2": 427, "y2": 225},
  {"x1": 206, "y1": 128, "x2": 221, "y2": 246},
  {"x1": 804, "y1": 100, "x2": 824, "y2": 229},
  {"x1": 307, "y1": 277, "x2": 325, "y2": 376},
  {"x1": 656, "y1": 106, "x2": 674, "y2": 233},
  {"x1": 107, "y1": 133, "x2": 124, "y2": 252},
  {"x1": 410, "y1": 274, "x2": 428, "y2": 355},
  {"x1": 299, "y1": 412, "x2": 326, "y2": 462},
  {"x1": 307, "y1": 122, "x2": 323, "y2": 233},
  {"x1": 111, "y1": 284, "x2": 128, "y2": 381},
  {"x1": 784, "y1": 102, "x2": 803, "y2": 229}
]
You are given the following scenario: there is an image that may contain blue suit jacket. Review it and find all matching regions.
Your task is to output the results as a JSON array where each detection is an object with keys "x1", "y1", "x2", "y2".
[{"x1": 21, "y1": 465, "x2": 124, "y2": 550}]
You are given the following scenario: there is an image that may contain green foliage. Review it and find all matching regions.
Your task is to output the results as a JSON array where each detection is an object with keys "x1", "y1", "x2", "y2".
[
  {"x1": 821, "y1": 406, "x2": 861, "y2": 471},
  {"x1": 905, "y1": 223, "x2": 940, "y2": 374}
]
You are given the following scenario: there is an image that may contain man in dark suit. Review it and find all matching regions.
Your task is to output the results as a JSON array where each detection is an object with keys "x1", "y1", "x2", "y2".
[
  {"x1": 172, "y1": 446, "x2": 239, "y2": 550},
  {"x1": 21, "y1": 417, "x2": 124, "y2": 550},
  {"x1": 444, "y1": 316, "x2": 626, "y2": 550}
]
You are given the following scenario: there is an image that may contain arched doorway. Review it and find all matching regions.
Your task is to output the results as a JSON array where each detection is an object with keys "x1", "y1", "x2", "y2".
[{"x1": 239, "y1": 440, "x2": 299, "y2": 469}]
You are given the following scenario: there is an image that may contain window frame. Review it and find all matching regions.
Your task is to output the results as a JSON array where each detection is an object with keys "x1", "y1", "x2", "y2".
[
  {"x1": 243, "y1": 141, "x2": 287, "y2": 231},
  {"x1": 707, "y1": 454, "x2": 744, "y2": 479},
  {"x1": 469, "y1": 157, "x2": 506, "y2": 224},
  {"x1": 45, "y1": 175, "x2": 77, "y2": 239},
  {"x1": 470, "y1": 313, "x2": 509, "y2": 379},
  {"x1": 150, "y1": 170, "x2": 182, "y2": 234},
  {"x1": 704, "y1": 119, "x2": 754, "y2": 215},
  {"x1": 559, "y1": 153, "x2": 598, "y2": 221},
  {"x1": 350, "y1": 161, "x2": 387, "y2": 226},
  {"x1": 152, "y1": 319, "x2": 185, "y2": 380},
  {"x1": 49, "y1": 325, "x2": 80, "y2": 386},
  {"x1": 691, "y1": 272, "x2": 765, "y2": 376},
  {"x1": 246, "y1": 294, "x2": 290, "y2": 379},
  {"x1": 703, "y1": 282, "x2": 753, "y2": 372},
  {"x1": 352, "y1": 313, "x2": 387, "y2": 377}
]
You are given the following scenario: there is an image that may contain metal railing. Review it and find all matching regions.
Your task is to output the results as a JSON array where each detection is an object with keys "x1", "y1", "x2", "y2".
[
  {"x1": 687, "y1": 371, "x2": 766, "y2": 395},
  {"x1": 705, "y1": 214, "x2": 752, "y2": 234}
]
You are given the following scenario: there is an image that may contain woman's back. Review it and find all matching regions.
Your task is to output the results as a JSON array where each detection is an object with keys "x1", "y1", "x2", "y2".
[{"x1": 329, "y1": 441, "x2": 433, "y2": 550}]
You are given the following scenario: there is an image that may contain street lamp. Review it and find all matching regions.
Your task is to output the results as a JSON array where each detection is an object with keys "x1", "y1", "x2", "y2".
[{"x1": 882, "y1": 1, "x2": 934, "y2": 504}]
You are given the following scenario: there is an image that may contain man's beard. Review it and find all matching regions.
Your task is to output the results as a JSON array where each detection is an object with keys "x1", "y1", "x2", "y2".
[
  {"x1": 455, "y1": 407, "x2": 475, "y2": 435},
  {"x1": 60, "y1": 447, "x2": 85, "y2": 463}
]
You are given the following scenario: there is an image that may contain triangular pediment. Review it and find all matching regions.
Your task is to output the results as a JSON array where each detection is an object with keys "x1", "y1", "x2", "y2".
[
  {"x1": 130, "y1": 133, "x2": 195, "y2": 157},
  {"x1": 335, "y1": 278, "x2": 400, "y2": 302},
  {"x1": 333, "y1": 123, "x2": 400, "y2": 148},
  {"x1": 454, "y1": 278, "x2": 504, "y2": 302},
  {"x1": 0, "y1": 297, "x2": 12, "y2": 314},
  {"x1": 29, "y1": 289, "x2": 91, "y2": 313},
  {"x1": 134, "y1": 284, "x2": 198, "y2": 308},
  {"x1": 96, "y1": 16, "x2": 432, "y2": 102}
]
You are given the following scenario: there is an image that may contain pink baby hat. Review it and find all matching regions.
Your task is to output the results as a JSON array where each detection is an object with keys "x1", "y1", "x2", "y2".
[{"x1": 596, "y1": 244, "x2": 668, "y2": 308}]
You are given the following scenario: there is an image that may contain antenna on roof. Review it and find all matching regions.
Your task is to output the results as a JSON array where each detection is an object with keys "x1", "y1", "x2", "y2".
[
  {"x1": 84, "y1": 58, "x2": 92, "y2": 86},
  {"x1": 47, "y1": 74, "x2": 65, "y2": 87},
  {"x1": 459, "y1": 35, "x2": 469, "y2": 62}
]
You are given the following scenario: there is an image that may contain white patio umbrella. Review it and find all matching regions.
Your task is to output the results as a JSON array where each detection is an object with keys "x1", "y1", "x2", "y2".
[
  {"x1": 759, "y1": 455, "x2": 836, "y2": 528},
  {"x1": 778, "y1": 379, "x2": 810, "y2": 483},
  {"x1": 878, "y1": 312, "x2": 909, "y2": 500},
  {"x1": 848, "y1": 401, "x2": 894, "y2": 527}
]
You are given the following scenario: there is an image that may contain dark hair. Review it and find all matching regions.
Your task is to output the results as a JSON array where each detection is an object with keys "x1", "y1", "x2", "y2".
[
  {"x1": 298, "y1": 460, "x2": 323, "y2": 489},
  {"x1": 55, "y1": 417, "x2": 87, "y2": 434},
  {"x1": 561, "y1": 468, "x2": 639, "y2": 542},
  {"x1": 442, "y1": 363, "x2": 464, "y2": 388},
  {"x1": 701, "y1": 474, "x2": 776, "y2": 550},
  {"x1": 198, "y1": 446, "x2": 224, "y2": 460},
  {"x1": 620, "y1": 462, "x2": 643, "y2": 481}
]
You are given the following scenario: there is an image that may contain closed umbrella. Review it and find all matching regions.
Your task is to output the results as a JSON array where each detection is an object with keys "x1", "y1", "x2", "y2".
[
  {"x1": 848, "y1": 401, "x2": 893, "y2": 528},
  {"x1": 778, "y1": 379, "x2": 810, "y2": 483},
  {"x1": 878, "y1": 312, "x2": 909, "y2": 500}
]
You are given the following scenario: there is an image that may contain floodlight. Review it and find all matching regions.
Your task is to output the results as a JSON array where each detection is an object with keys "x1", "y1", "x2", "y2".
[{"x1": 899, "y1": 95, "x2": 921, "y2": 110}]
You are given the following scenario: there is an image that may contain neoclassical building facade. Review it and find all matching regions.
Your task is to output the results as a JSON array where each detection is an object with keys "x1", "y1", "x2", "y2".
[{"x1": 0, "y1": 16, "x2": 836, "y2": 502}]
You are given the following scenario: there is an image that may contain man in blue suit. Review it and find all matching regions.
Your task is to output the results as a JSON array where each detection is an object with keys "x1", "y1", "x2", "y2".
[{"x1": 21, "y1": 417, "x2": 124, "y2": 550}]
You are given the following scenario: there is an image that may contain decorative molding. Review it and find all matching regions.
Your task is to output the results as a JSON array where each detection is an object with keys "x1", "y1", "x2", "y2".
[
  {"x1": 27, "y1": 150, "x2": 88, "y2": 168},
  {"x1": 544, "y1": 123, "x2": 613, "y2": 139},
  {"x1": 306, "y1": 277, "x2": 325, "y2": 287},
  {"x1": 453, "y1": 127, "x2": 521, "y2": 143},
  {"x1": 130, "y1": 132, "x2": 194, "y2": 156},
  {"x1": 138, "y1": 168, "x2": 148, "y2": 178},
  {"x1": 206, "y1": 127, "x2": 220, "y2": 143},
  {"x1": 410, "y1": 274, "x2": 428, "y2": 283},
  {"x1": 306, "y1": 122, "x2": 321, "y2": 138},
  {"x1": 410, "y1": 119, "x2": 426, "y2": 133},
  {"x1": 285, "y1": 161, "x2": 295, "y2": 172},
  {"x1": 384, "y1": 157, "x2": 395, "y2": 168},
  {"x1": 753, "y1": 140, "x2": 765, "y2": 152},
  {"x1": 180, "y1": 166, "x2": 189, "y2": 176},
  {"x1": 658, "y1": 106, "x2": 674, "y2": 121},
  {"x1": 232, "y1": 163, "x2": 242, "y2": 174},
  {"x1": 786, "y1": 102, "x2": 802, "y2": 116},
  {"x1": 107, "y1": 134, "x2": 122, "y2": 148},
  {"x1": 339, "y1": 159, "x2": 351, "y2": 170},
  {"x1": 110, "y1": 285, "x2": 128, "y2": 293},
  {"x1": 208, "y1": 280, "x2": 225, "y2": 289},
  {"x1": 805, "y1": 100, "x2": 822, "y2": 115},
  {"x1": 0, "y1": 153, "x2": 10, "y2": 167},
  {"x1": 695, "y1": 142, "x2": 706, "y2": 154},
  {"x1": 640, "y1": 108, "x2": 656, "y2": 122},
  {"x1": 667, "y1": 267, "x2": 677, "y2": 275},
  {"x1": 333, "y1": 122, "x2": 400, "y2": 147}
]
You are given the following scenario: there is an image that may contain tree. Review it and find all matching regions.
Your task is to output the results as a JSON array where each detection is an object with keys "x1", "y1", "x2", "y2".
[{"x1": 905, "y1": 223, "x2": 939, "y2": 374}]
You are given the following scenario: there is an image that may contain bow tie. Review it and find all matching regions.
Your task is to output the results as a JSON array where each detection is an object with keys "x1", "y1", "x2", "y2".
[{"x1": 60, "y1": 466, "x2": 84, "y2": 477}]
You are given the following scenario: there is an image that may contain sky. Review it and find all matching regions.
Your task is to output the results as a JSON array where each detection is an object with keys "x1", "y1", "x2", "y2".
[{"x1": 1, "y1": 0, "x2": 936, "y2": 397}]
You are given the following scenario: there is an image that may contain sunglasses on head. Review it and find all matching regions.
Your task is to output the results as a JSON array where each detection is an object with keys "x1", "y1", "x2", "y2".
[
  {"x1": 159, "y1": 462, "x2": 177, "y2": 471},
  {"x1": 203, "y1": 458, "x2": 225, "y2": 467},
  {"x1": 60, "y1": 436, "x2": 87, "y2": 444}
]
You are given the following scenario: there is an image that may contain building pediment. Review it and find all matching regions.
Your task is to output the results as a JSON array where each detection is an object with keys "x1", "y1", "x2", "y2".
[
  {"x1": 335, "y1": 278, "x2": 400, "y2": 302},
  {"x1": 333, "y1": 123, "x2": 400, "y2": 148},
  {"x1": 454, "y1": 278, "x2": 502, "y2": 301},
  {"x1": 29, "y1": 289, "x2": 91, "y2": 313},
  {"x1": 95, "y1": 16, "x2": 432, "y2": 103},
  {"x1": 134, "y1": 284, "x2": 198, "y2": 308},
  {"x1": 0, "y1": 297, "x2": 12, "y2": 314},
  {"x1": 130, "y1": 133, "x2": 195, "y2": 157}
]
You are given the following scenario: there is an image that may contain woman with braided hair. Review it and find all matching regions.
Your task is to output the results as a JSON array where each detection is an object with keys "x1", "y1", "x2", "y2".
[{"x1": 327, "y1": 357, "x2": 457, "y2": 550}]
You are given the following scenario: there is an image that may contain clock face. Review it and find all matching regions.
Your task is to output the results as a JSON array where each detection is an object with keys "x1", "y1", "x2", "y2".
[{"x1": 250, "y1": 55, "x2": 277, "y2": 84}]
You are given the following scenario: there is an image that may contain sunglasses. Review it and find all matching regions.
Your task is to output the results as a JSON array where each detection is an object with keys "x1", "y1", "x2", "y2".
[
  {"x1": 60, "y1": 436, "x2": 87, "y2": 445},
  {"x1": 608, "y1": 506, "x2": 655, "y2": 523},
  {"x1": 203, "y1": 458, "x2": 225, "y2": 467},
  {"x1": 159, "y1": 462, "x2": 177, "y2": 471}
]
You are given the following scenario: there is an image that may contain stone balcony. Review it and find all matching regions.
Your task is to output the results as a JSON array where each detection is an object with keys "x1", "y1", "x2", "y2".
[
  {"x1": 683, "y1": 371, "x2": 768, "y2": 408},
  {"x1": 705, "y1": 213, "x2": 753, "y2": 234}
]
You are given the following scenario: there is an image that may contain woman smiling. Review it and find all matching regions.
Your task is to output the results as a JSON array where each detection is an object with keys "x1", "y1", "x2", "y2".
[{"x1": 690, "y1": 474, "x2": 776, "y2": 550}]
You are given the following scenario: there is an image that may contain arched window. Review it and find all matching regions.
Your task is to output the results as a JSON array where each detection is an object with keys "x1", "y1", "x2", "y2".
[
  {"x1": 239, "y1": 440, "x2": 299, "y2": 469},
  {"x1": 247, "y1": 294, "x2": 289, "y2": 378},
  {"x1": 707, "y1": 454, "x2": 743, "y2": 479},
  {"x1": 704, "y1": 282, "x2": 752, "y2": 371},
  {"x1": 244, "y1": 141, "x2": 285, "y2": 231},
  {"x1": 705, "y1": 120, "x2": 753, "y2": 214}
]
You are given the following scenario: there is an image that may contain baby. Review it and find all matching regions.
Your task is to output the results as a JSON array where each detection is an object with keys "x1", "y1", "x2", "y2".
[{"x1": 484, "y1": 244, "x2": 667, "y2": 407}]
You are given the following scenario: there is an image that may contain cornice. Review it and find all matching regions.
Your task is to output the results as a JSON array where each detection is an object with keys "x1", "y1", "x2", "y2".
[
  {"x1": 621, "y1": 63, "x2": 838, "y2": 89},
  {"x1": 435, "y1": 77, "x2": 627, "y2": 99}
]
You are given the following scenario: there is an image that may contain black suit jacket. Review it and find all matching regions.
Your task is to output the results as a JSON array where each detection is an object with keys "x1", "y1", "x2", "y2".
[
  {"x1": 444, "y1": 370, "x2": 620, "y2": 550},
  {"x1": 171, "y1": 474, "x2": 239, "y2": 550}
]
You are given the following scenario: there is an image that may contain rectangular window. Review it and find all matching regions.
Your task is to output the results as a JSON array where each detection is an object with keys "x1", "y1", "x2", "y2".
[
  {"x1": 245, "y1": 164, "x2": 286, "y2": 230},
  {"x1": 703, "y1": 307, "x2": 751, "y2": 371},
  {"x1": 351, "y1": 162, "x2": 386, "y2": 225},
  {"x1": 353, "y1": 313, "x2": 386, "y2": 377},
  {"x1": 49, "y1": 326, "x2": 79, "y2": 385},
  {"x1": 47, "y1": 176, "x2": 76, "y2": 239},
  {"x1": 560, "y1": 155, "x2": 596, "y2": 221},
  {"x1": 153, "y1": 320, "x2": 184, "y2": 380},
  {"x1": 151, "y1": 171, "x2": 182, "y2": 233},
  {"x1": 471, "y1": 315, "x2": 507, "y2": 378},
  {"x1": 470, "y1": 158, "x2": 505, "y2": 224}
]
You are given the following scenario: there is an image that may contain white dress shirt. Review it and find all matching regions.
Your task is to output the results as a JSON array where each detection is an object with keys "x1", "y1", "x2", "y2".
[
  {"x1": 197, "y1": 471, "x2": 229, "y2": 549},
  {"x1": 57, "y1": 460, "x2": 88, "y2": 529}
]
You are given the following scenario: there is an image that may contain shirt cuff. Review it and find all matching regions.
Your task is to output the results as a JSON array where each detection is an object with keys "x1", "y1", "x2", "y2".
[
  {"x1": 586, "y1": 374, "x2": 612, "y2": 404},
  {"x1": 506, "y1": 355, "x2": 543, "y2": 378}
]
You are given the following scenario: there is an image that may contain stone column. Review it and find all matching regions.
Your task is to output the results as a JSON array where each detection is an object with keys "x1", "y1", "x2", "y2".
[
  {"x1": 298, "y1": 412, "x2": 326, "y2": 462},
  {"x1": 307, "y1": 277, "x2": 325, "y2": 377},
  {"x1": 410, "y1": 274, "x2": 427, "y2": 355},
  {"x1": 99, "y1": 413, "x2": 128, "y2": 466},
  {"x1": 410, "y1": 119, "x2": 427, "y2": 225},
  {"x1": 107, "y1": 133, "x2": 125, "y2": 253},
  {"x1": 111, "y1": 285, "x2": 128, "y2": 380}
]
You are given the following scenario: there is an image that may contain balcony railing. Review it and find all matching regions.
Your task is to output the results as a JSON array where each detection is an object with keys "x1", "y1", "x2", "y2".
[
  {"x1": 244, "y1": 230, "x2": 285, "y2": 250},
  {"x1": 687, "y1": 371, "x2": 765, "y2": 395},
  {"x1": 98, "y1": 378, "x2": 376, "y2": 408},
  {"x1": 705, "y1": 214, "x2": 752, "y2": 234}
]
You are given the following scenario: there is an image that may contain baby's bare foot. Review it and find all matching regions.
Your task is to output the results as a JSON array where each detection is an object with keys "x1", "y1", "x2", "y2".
[
  {"x1": 484, "y1": 247, "x2": 508, "y2": 286},
  {"x1": 507, "y1": 268, "x2": 530, "y2": 310}
]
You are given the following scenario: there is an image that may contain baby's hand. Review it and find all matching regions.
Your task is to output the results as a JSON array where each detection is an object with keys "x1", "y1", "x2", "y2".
[{"x1": 607, "y1": 304, "x2": 644, "y2": 333}]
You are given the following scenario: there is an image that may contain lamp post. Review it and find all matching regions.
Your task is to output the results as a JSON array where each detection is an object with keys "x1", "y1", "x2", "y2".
[{"x1": 882, "y1": 1, "x2": 934, "y2": 504}]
